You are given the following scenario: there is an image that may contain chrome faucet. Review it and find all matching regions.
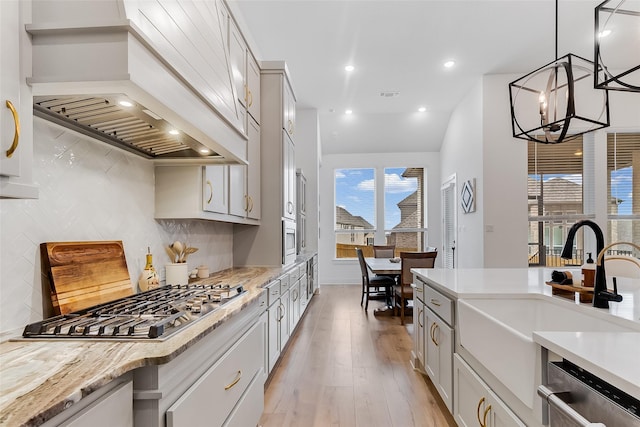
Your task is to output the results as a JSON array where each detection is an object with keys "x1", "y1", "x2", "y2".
[{"x1": 560, "y1": 220, "x2": 621, "y2": 309}]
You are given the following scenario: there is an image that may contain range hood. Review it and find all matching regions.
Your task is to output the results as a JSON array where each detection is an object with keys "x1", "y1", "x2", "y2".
[{"x1": 27, "y1": 0, "x2": 248, "y2": 165}]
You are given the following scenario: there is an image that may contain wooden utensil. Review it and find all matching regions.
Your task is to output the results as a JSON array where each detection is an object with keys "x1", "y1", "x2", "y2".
[{"x1": 41, "y1": 241, "x2": 134, "y2": 315}]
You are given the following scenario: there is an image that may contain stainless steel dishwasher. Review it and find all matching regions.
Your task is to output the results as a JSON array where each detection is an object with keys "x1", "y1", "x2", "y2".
[{"x1": 538, "y1": 360, "x2": 640, "y2": 426}]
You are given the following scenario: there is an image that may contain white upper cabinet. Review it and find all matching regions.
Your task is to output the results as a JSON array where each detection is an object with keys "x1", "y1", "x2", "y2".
[
  {"x1": 283, "y1": 80, "x2": 296, "y2": 141},
  {"x1": 246, "y1": 53, "x2": 261, "y2": 124},
  {"x1": 228, "y1": 13, "x2": 261, "y2": 132},
  {"x1": 203, "y1": 165, "x2": 228, "y2": 215},
  {"x1": 1, "y1": 0, "x2": 37, "y2": 198}
]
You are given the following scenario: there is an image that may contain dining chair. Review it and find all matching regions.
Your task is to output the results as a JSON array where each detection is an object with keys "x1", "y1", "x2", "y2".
[
  {"x1": 356, "y1": 247, "x2": 396, "y2": 311},
  {"x1": 394, "y1": 250, "x2": 438, "y2": 324},
  {"x1": 372, "y1": 245, "x2": 395, "y2": 258}
]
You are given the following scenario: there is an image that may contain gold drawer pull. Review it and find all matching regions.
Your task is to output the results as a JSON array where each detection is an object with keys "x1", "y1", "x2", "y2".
[
  {"x1": 5, "y1": 100, "x2": 20, "y2": 158},
  {"x1": 476, "y1": 397, "x2": 485, "y2": 426},
  {"x1": 206, "y1": 180, "x2": 213, "y2": 204},
  {"x1": 430, "y1": 298, "x2": 441, "y2": 306},
  {"x1": 224, "y1": 370, "x2": 242, "y2": 390},
  {"x1": 482, "y1": 404, "x2": 492, "y2": 427}
]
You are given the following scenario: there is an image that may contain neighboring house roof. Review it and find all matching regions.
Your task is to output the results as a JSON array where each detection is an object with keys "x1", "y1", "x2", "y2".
[
  {"x1": 336, "y1": 206, "x2": 374, "y2": 229},
  {"x1": 527, "y1": 177, "x2": 622, "y2": 205},
  {"x1": 401, "y1": 168, "x2": 423, "y2": 179},
  {"x1": 398, "y1": 191, "x2": 417, "y2": 209},
  {"x1": 527, "y1": 177, "x2": 582, "y2": 203}
]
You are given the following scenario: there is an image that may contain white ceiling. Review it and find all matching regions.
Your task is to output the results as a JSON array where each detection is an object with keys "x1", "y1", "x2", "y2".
[{"x1": 228, "y1": 0, "x2": 610, "y2": 154}]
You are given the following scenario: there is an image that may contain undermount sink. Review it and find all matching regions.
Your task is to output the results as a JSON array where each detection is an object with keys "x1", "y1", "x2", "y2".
[{"x1": 457, "y1": 295, "x2": 638, "y2": 409}]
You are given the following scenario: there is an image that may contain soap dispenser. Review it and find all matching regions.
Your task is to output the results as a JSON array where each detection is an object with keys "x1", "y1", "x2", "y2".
[{"x1": 582, "y1": 252, "x2": 595, "y2": 287}]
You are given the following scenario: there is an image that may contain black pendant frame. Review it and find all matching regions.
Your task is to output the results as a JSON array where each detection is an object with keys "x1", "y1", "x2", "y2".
[
  {"x1": 594, "y1": 0, "x2": 640, "y2": 92},
  {"x1": 510, "y1": 53, "x2": 610, "y2": 144}
]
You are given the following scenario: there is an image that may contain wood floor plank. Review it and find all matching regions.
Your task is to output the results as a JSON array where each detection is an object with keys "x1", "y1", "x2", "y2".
[{"x1": 260, "y1": 285, "x2": 457, "y2": 427}]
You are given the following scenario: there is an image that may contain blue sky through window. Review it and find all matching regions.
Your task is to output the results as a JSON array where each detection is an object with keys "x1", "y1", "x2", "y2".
[
  {"x1": 611, "y1": 167, "x2": 633, "y2": 215},
  {"x1": 335, "y1": 168, "x2": 418, "y2": 229}
]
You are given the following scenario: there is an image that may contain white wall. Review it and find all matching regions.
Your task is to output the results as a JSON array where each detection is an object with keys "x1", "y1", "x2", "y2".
[
  {"x1": 319, "y1": 152, "x2": 441, "y2": 285},
  {"x1": 439, "y1": 79, "x2": 485, "y2": 268},
  {"x1": 482, "y1": 74, "x2": 529, "y2": 267},
  {"x1": 0, "y1": 118, "x2": 233, "y2": 339}
]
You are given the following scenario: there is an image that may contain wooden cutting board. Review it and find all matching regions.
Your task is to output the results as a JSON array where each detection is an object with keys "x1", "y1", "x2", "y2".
[{"x1": 41, "y1": 241, "x2": 134, "y2": 315}]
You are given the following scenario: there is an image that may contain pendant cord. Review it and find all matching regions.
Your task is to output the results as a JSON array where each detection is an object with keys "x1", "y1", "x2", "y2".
[{"x1": 555, "y1": 0, "x2": 558, "y2": 59}]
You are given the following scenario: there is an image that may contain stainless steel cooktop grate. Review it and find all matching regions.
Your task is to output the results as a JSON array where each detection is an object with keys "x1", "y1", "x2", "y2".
[{"x1": 22, "y1": 283, "x2": 246, "y2": 340}]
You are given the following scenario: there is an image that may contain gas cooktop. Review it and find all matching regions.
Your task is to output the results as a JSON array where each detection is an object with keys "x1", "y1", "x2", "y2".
[{"x1": 22, "y1": 283, "x2": 246, "y2": 340}]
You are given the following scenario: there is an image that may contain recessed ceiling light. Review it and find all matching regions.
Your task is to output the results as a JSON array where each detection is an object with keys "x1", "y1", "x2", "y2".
[
  {"x1": 345, "y1": 109, "x2": 353, "y2": 115},
  {"x1": 118, "y1": 100, "x2": 133, "y2": 107},
  {"x1": 444, "y1": 60, "x2": 456, "y2": 68},
  {"x1": 200, "y1": 148, "x2": 211, "y2": 154},
  {"x1": 168, "y1": 129, "x2": 180, "y2": 135},
  {"x1": 345, "y1": 65, "x2": 355, "y2": 72},
  {"x1": 418, "y1": 107, "x2": 427, "y2": 113},
  {"x1": 598, "y1": 29, "x2": 612, "y2": 38}
]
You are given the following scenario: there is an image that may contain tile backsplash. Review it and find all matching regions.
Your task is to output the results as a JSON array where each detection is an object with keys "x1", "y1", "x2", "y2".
[{"x1": 0, "y1": 118, "x2": 233, "y2": 339}]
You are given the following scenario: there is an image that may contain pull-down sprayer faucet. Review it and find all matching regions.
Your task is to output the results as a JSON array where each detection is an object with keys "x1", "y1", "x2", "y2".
[{"x1": 561, "y1": 220, "x2": 622, "y2": 309}]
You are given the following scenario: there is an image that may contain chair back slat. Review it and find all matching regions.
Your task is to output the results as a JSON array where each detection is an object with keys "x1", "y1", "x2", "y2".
[
  {"x1": 372, "y1": 245, "x2": 395, "y2": 258},
  {"x1": 400, "y1": 251, "x2": 437, "y2": 286},
  {"x1": 356, "y1": 247, "x2": 369, "y2": 279}
]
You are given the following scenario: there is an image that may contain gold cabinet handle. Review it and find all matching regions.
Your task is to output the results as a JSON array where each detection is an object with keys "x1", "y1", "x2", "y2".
[
  {"x1": 288, "y1": 201, "x2": 294, "y2": 214},
  {"x1": 430, "y1": 298, "x2": 441, "y2": 307},
  {"x1": 224, "y1": 370, "x2": 242, "y2": 390},
  {"x1": 279, "y1": 303, "x2": 285, "y2": 321},
  {"x1": 247, "y1": 87, "x2": 253, "y2": 108},
  {"x1": 476, "y1": 397, "x2": 485, "y2": 427},
  {"x1": 206, "y1": 180, "x2": 213, "y2": 204},
  {"x1": 482, "y1": 404, "x2": 492, "y2": 427},
  {"x1": 288, "y1": 119, "x2": 293, "y2": 135},
  {"x1": 418, "y1": 309, "x2": 423, "y2": 327},
  {"x1": 5, "y1": 100, "x2": 20, "y2": 158},
  {"x1": 430, "y1": 322, "x2": 439, "y2": 346},
  {"x1": 244, "y1": 194, "x2": 249, "y2": 211},
  {"x1": 248, "y1": 195, "x2": 254, "y2": 212}
]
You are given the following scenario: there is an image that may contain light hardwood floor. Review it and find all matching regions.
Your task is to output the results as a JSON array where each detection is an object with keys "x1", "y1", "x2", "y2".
[{"x1": 260, "y1": 285, "x2": 457, "y2": 427}]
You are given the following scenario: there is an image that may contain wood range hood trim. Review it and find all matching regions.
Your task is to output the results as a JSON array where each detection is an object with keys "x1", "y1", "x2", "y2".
[{"x1": 26, "y1": 18, "x2": 248, "y2": 165}]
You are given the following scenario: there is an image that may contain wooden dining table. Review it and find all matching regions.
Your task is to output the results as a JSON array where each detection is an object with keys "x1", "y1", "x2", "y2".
[{"x1": 364, "y1": 257, "x2": 401, "y2": 315}]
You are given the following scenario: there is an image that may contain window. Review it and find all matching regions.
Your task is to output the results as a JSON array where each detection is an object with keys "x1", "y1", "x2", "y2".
[
  {"x1": 527, "y1": 137, "x2": 590, "y2": 266},
  {"x1": 334, "y1": 167, "x2": 426, "y2": 258},
  {"x1": 334, "y1": 168, "x2": 375, "y2": 258},
  {"x1": 607, "y1": 133, "x2": 640, "y2": 255},
  {"x1": 384, "y1": 167, "x2": 426, "y2": 253}
]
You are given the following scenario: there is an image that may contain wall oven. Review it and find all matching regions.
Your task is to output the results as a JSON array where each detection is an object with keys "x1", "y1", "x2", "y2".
[
  {"x1": 282, "y1": 219, "x2": 296, "y2": 265},
  {"x1": 538, "y1": 360, "x2": 640, "y2": 426}
]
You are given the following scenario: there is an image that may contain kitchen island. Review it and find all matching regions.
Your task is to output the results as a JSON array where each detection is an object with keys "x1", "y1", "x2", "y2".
[
  {"x1": 411, "y1": 267, "x2": 640, "y2": 426},
  {"x1": 0, "y1": 255, "x2": 317, "y2": 427}
]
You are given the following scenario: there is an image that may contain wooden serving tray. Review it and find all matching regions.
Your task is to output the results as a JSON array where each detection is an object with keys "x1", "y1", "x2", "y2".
[
  {"x1": 545, "y1": 281, "x2": 594, "y2": 303},
  {"x1": 41, "y1": 241, "x2": 134, "y2": 315}
]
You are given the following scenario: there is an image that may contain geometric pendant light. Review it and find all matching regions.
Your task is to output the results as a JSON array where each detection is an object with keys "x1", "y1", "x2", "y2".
[
  {"x1": 594, "y1": 0, "x2": 640, "y2": 92},
  {"x1": 509, "y1": 0, "x2": 610, "y2": 144}
]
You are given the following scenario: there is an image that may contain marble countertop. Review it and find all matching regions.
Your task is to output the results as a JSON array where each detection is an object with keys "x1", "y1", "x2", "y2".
[
  {"x1": 412, "y1": 267, "x2": 640, "y2": 399},
  {"x1": 0, "y1": 264, "x2": 296, "y2": 427}
]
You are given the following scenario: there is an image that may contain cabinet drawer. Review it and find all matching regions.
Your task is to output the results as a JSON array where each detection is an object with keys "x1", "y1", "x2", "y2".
[
  {"x1": 166, "y1": 322, "x2": 263, "y2": 427},
  {"x1": 424, "y1": 284, "x2": 454, "y2": 326},
  {"x1": 280, "y1": 273, "x2": 291, "y2": 292},
  {"x1": 222, "y1": 370, "x2": 264, "y2": 427},
  {"x1": 267, "y1": 280, "x2": 280, "y2": 306},
  {"x1": 257, "y1": 290, "x2": 267, "y2": 311}
]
